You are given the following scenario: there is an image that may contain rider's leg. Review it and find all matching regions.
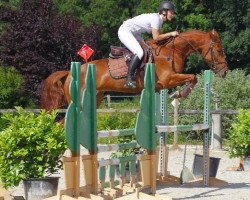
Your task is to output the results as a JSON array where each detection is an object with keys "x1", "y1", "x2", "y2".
[
  {"x1": 125, "y1": 54, "x2": 141, "y2": 88},
  {"x1": 118, "y1": 25, "x2": 143, "y2": 88}
]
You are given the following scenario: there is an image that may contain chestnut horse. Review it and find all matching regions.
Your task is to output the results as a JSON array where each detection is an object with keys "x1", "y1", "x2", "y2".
[{"x1": 41, "y1": 29, "x2": 228, "y2": 110}]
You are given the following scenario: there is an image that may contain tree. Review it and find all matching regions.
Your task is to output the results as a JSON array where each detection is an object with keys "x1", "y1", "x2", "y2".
[
  {"x1": 203, "y1": 0, "x2": 249, "y2": 71},
  {"x1": 54, "y1": 0, "x2": 140, "y2": 57},
  {"x1": 0, "y1": 0, "x2": 102, "y2": 104},
  {"x1": 0, "y1": 66, "x2": 31, "y2": 108}
]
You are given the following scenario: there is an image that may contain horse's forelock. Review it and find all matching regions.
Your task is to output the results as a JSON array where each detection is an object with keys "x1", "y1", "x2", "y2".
[{"x1": 209, "y1": 29, "x2": 221, "y2": 42}]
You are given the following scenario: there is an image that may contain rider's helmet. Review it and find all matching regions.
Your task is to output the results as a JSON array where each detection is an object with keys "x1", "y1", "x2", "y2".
[{"x1": 158, "y1": 1, "x2": 177, "y2": 13}]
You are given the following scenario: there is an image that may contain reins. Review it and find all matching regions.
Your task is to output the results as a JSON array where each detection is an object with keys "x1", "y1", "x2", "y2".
[{"x1": 154, "y1": 37, "x2": 174, "y2": 56}]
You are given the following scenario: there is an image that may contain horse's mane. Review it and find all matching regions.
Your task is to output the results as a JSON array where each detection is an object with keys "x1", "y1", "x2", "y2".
[{"x1": 179, "y1": 29, "x2": 206, "y2": 36}]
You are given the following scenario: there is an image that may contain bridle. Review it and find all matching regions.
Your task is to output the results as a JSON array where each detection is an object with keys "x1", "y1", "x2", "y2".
[
  {"x1": 153, "y1": 34, "x2": 227, "y2": 74},
  {"x1": 201, "y1": 38, "x2": 227, "y2": 74}
]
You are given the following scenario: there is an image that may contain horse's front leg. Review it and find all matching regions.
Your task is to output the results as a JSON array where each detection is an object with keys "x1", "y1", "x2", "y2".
[
  {"x1": 158, "y1": 73, "x2": 197, "y2": 98},
  {"x1": 170, "y1": 74, "x2": 197, "y2": 98}
]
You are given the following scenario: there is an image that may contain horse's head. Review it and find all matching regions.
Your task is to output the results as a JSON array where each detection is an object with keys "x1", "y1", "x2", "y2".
[{"x1": 202, "y1": 29, "x2": 228, "y2": 78}]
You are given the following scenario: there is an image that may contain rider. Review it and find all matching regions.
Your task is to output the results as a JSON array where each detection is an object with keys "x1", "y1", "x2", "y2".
[{"x1": 118, "y1": 1, "x2": 179, "y2": 88}]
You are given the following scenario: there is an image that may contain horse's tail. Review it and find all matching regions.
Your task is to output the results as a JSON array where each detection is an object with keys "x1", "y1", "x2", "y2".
[{"x1": 40, "y1": 71, "x2": 69, "y2": 111}]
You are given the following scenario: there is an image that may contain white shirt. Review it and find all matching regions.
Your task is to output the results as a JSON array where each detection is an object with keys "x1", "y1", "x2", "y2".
[{"x1": 123, "y1": 13, "x2": 163, "y2": 35}]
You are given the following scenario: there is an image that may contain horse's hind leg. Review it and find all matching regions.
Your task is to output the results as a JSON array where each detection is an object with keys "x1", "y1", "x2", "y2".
[{"x1": 96, "y1": 91, "x2": 105, "y2": 108}]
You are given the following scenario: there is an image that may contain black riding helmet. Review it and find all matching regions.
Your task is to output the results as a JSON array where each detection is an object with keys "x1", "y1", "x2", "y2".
[{"x1": 158, "y1": 1, "x2": 177, "y2": 13}]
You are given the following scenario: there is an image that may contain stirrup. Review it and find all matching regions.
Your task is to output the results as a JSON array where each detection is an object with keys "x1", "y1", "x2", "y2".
[{"x1": 124, "y1": 80, "x2": 136, "y2": 88}]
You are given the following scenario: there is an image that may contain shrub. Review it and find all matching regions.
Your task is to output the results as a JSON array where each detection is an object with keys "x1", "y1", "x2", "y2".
[
  {"x1": 0, "y1": 107, "x2": 67, "y2": 189},
  {"x1": 0, "y1": 66, "x2": 32, "y2": 108},
  {"x1": 226, "y1": 109, "x2": 250, "y2": 158},
  {"x1": 97, "y1": 112, "x2": 137, "y2": 144},
  {"x1": 174, "y1": 69, "x2": 250, "y2": 140}
]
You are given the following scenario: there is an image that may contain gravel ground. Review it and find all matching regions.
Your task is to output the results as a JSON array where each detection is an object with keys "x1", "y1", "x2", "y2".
[
  {"x1": 4, "y1": 146, "x2": 250, "y2": 200},
  {"x1": 158, "y1": 146, "x2": 250, "y2": 200}
]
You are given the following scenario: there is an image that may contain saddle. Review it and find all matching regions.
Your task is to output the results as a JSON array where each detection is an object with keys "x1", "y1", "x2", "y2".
[{"x1": 108, "y1": 41, "x2": 154, "y2": 79}]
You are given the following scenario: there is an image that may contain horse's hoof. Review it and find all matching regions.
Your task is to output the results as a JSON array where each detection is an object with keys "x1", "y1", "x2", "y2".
[
  {"x1": 180, "y1": 88, "x2": 191, "y2": 98},
  {"x1": 169, "y1": 91, "x2": 180, "y2": 98}
]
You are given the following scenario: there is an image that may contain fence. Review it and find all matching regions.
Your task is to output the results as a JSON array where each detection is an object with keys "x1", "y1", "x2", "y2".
[{"x1": 0, "y1": 108, "x2": 239, "y2": 150}]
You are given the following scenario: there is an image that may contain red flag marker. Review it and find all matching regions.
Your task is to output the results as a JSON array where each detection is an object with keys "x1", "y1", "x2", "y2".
[{"x1": 77, "y1": 44, "x2": 94, "y2": 62}]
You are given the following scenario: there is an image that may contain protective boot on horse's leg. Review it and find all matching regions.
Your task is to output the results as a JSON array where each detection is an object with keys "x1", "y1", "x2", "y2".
[{"x1": 124, "y1": 54, "x2": 141, "y2": 88}]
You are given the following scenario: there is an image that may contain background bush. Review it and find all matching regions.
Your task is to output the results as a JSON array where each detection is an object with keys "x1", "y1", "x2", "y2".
[
  {"x1": 97, "y1": 69, "x2": 250, "y2": 144},
  {"x1": 176, "y1": 69, "x2": 250, "y2": 141},
  {"x1": 226, "y1": 109, "x2": 250, "y2": 158},
  {"x1": 0, "y1": 66, "x2": 31, "y2": 108}
]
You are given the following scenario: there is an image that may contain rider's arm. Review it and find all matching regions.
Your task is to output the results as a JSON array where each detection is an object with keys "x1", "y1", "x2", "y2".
[{"x1": 152, "y1": 28, "x2": 179, "y2": 41}]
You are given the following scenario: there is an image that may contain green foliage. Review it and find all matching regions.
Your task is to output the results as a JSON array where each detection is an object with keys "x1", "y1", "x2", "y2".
[
  {"x1": 226, "y1": 109, "x2": 250, "y2": 158},
  {"x1": 97, "y1": 112, "x2": 136, "y2": 144},
  {"x1": 0, "y1": 66, "x2": 32, "y2": 108},
  {"x1": 176, "y1": 69, "x2": 250, "y2": 138},
  {"x1": 97, "y1": 112, "x2": 137, "y2": 157},
  {"x1": 221, "y1": 29, "x2": 250, "y2": 71},
  {"x1": 203, "y1": 0, "x2": 249, "y2": 70},
  {"x1": 180, "y1": 69, "x2": 250, "y2": 111},
  {"x1": 0, "y1": 114, "x2": 9, "y2": 131},
  {"x1": 0, "y1": 0, "x2": 20, "y2": 7},
  {"x1": 0, "y1": 107, "x2": 67, "y2": 189},
  {"x1": 98, "y1": 113, "x2": 136, "y2": 130},
  {"x1": 213, "y1": 70, "x2": 250, "y2": 109}
]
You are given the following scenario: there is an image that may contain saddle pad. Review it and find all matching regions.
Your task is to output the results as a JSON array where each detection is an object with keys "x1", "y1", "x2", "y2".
[{"x1": 108, "y1": 58, "x2": 128, "y2": 79}]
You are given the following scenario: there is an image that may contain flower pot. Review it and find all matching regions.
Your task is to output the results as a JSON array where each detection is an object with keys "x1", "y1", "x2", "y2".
[
  {"x1": 244, "y1": 156, "x2": 250, "y2": 171},
  {"x1": 23, "y1": 177, "x2": 59, "y2": 200},
  {"x1": 192, "y1": 154, "x2": 221, "y2": 178}
]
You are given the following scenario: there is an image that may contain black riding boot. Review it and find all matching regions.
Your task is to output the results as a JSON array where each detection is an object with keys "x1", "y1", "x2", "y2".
[{"x1": 124, "y1": 54, "x2": 141, "y2": 88}]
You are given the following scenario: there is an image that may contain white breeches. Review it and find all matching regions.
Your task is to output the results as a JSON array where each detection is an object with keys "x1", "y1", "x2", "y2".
[{"x1": 118, "y1": 24, "x2": 144, "y2": 59}]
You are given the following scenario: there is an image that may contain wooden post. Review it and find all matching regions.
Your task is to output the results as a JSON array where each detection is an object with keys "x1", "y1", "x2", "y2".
[
  {"x1": 211, "y1": 114, "x2": 222, "y2": 149},
  {"x1": 107, "y1": 94, "x2": 111, "y2": 108},
  {"x1": 172, "y1": 98, "x2": 180, "y2": 150}
]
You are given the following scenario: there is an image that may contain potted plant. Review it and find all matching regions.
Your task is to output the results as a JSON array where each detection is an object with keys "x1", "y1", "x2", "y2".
[
  {"x1": 0, "y1": 107, "x2": 67, "y2": 200},
  {"x1": 227, "y1": 109, "x2": 250, "y2": 171}
]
